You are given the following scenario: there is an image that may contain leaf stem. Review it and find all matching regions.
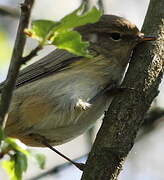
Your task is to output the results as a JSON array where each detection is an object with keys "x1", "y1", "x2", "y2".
[{"x1": 22, "y1": 45, "x2": 42, "y2": 64}]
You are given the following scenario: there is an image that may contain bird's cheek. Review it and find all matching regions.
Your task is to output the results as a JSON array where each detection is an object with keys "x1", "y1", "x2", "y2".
[{"x1": 88, "y1": 33, "x2": 98, "y2": 43}]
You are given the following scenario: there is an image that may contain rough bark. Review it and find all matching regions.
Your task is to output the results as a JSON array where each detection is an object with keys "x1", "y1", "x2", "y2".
[{"x1": 81, "y1": 0, "x2": 164, "y2": 179}]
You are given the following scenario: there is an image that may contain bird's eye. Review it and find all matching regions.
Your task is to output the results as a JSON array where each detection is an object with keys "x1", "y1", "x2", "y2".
[{"x1": 110, "y1": 33, "x2": 121, "y2": 41}]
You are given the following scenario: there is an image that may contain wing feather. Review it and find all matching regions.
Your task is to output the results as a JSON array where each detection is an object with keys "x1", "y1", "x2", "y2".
[{"x1": 0, "y1": 49, "x2": 81, "y2": 90}]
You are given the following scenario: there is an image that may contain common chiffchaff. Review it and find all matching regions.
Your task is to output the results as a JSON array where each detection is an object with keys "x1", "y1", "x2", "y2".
[{"x1": 4, "y1": 15, "x2": 155, "y2": 148}]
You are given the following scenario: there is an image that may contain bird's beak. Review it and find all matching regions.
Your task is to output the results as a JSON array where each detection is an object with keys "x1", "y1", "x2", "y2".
[
  {"x1": 138, "y1": 33, "x2": 156, "y2": 43},
  {"x1": 141, "y1": 36, "x2": 156, "y2": 41}
]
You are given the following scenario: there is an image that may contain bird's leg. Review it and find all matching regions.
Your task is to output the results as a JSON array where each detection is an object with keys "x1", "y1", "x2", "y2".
[
  {"x1": 41, "y1": 140, "x2": 85, "y2": 171},
  {"x1": 41, "y1": 86, "x2": 133, "y2": 170},
  {"x1": 89, "y1": 82, "x2": 134, "y2": 104},
  {"x1": 106, "y1": 87, "x2": 134, "y2": 96},
  {"x1": 89, "y1": 83, "x2": 116, "y2": 104},
  {"x1": 30, "y1": 134, "x2": 85, "y2": 171}
]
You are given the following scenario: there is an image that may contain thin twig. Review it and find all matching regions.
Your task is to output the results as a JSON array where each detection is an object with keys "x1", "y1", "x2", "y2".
[
  {"x1": 97, "y1": 0, "x2": 104, "y2": 14},
  {"x1": 137, "y1": 107, "x2": 164, "y2": 141},
  {"x1": 22, "y1": 45, "x2": 42, "y2": 64},
  {"x1": 0, "y1": 0, "x2": 35, "y2": 127},
  {"x1": 81, "y1": 0, "x2": 90, "y2": 12}
]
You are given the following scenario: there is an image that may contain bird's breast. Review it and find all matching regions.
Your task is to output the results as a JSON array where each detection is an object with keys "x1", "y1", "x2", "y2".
[{"x1": 6, "y1": 56, "x2": 125, "y2": 146}]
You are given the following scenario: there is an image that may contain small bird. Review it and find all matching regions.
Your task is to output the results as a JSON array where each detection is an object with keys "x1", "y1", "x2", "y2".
[{"x1": 4, "y1": 15, "x2": 154, "y2": 152}]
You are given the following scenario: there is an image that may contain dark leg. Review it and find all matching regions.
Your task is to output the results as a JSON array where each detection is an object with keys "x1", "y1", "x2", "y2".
[
  {"x1": 106, "y1": 87, "x2": 134, "y2": 96},
  {"x1": 89, "y1": 83, "x2": 116, "y2": 103},
  {"x1": 41, "y1": 140, "x2": 85, "y2": 171},
  {"x1": 89, "y1": 82, "x2": 134, "y2": 104},
  {"x1": 30, "y1": 134, "x2": 85, "y2": 171}
]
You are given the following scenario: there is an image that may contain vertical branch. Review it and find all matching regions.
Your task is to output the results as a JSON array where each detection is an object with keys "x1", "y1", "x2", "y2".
[
  {"x1": 81, "y1": 0, "x2": 164, "y2": 179},
  {"x1": 0, "y1": 0, "x2": 35, "y2": 126}
]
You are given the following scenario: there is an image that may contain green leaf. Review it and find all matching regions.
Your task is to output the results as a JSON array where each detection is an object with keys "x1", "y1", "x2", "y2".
[
  {"x1": 5, "y1": 138, "x2": 29, "y2": 156},
  {"x1": 25, "y1": 5, "x2": 101, "y2": 57},
  {"x1": 14, "y1": 152, "x2": 28, "y2": 179},
  {"x1": 52, "y1": 30, "x2": 91, "y2": 57},
  {"x1": 25, "y1": 20, "x2": 59, "y2": 44},
  {"x1": 2, "y1": 152, "x2": 28, "y2": 180},
  {"x1": 2, "y1": 159, "x2": 17, "y2": 180},
  {"x1": 57, "y1": 6, "x2": 101, "y2": 31},
  {"x1": 28, "y1": 150, "x2": 46, "y2": 169},
  {"x1": 33, "y1": 153, "x2": 46, "y2": 169}
]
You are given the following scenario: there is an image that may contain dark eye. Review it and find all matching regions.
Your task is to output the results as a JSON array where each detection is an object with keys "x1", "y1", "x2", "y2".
[{"x1": 110, "y1": 33, "x2": 121, "y2": 41}]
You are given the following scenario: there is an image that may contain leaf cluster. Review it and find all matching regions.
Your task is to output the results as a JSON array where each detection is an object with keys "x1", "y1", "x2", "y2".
[
  {"x1": 25, "y1": 4, "x2": 101, "y2": 57},
  {"x1": 0, "y1": 128, "x2": 45, "y2": 180}
]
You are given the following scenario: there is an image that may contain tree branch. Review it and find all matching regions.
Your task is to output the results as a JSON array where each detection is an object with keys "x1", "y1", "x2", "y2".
[
  {"x1": 27, "y1": 109, "x2": 164, "y2": 180},
  {"x1": 137, "y1": 107, "x2": 164, "y2": 141},
  {"x1": 0, "y1": 5, "x2": 20, "y2": 18},
  {"x1": 0, "y1": 0, "x2": 35, "y2": 126},
  {"x1": 81, "y1": 0, "x2": 164, "y2": 179}
]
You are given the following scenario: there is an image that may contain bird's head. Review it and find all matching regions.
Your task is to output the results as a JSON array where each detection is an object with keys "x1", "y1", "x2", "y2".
[{"x1": 76, "y1": 15, "x2": 155, "y2": 66}]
